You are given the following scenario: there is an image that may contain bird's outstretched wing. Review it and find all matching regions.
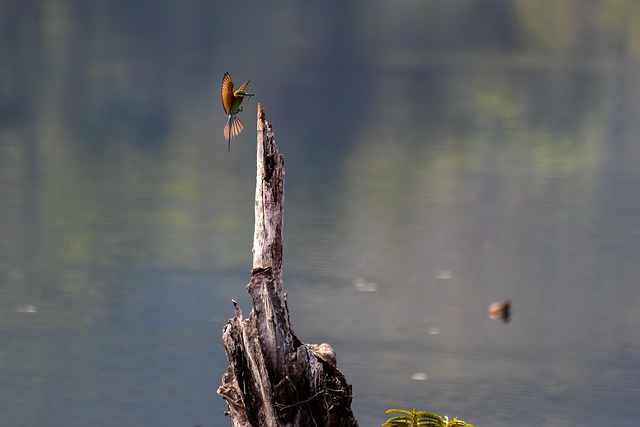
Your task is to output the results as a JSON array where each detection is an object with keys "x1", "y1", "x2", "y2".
[
  {"x1": 221, "y1": 72, "x2": 234, "y2": 115},
  {"x1": 236, "y1": 79, "x2": 251, "y2": 93}
]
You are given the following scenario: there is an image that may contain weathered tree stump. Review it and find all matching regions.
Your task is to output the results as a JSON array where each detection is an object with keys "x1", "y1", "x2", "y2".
[{"x1": 217, "y1": 104, "x2": 358, "y2": 427}]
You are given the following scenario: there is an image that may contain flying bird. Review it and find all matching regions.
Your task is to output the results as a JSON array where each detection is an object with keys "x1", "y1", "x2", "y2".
[
  {"x1": 221, "y1": 72, "x2": 254, "y2": 151},
  {"x1": 488, "y1": 300, "x2": 511, "y2": 323}
]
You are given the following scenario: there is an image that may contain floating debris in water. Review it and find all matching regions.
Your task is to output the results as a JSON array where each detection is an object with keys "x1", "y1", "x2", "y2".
[
  {"x1": 15, "y1": 304, "x2": 37, "y2": 313},
  {"x1": 434, "y1": 269, "x2": 453, "y2": 280},
  {"x1": 488, "y1": 300, "x2": 511, "y2": 323},
  {"x1": 411, "y1": 372, "x2": 428, "y2": 381},
  {"x1": 428, "y1": 327, "x2": 441, "y2": 335},
  {"x1": 352, "y1": 277, "x2": 378, "y2": 292}
]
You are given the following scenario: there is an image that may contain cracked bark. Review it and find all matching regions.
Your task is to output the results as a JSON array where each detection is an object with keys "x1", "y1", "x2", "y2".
[{"x1": 217, "y1": 104, "x2": 358, "y2": 427}]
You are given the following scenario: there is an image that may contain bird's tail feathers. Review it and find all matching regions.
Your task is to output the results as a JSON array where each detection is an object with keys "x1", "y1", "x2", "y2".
[{"x1": 224, "y1": 116, "x2": 245, "y2": 151}]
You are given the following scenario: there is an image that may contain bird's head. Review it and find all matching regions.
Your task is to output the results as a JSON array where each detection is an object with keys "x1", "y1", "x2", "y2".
[
  {"x1": 234, "y1": 79, "x2": 254, "y2": 99},
  {"x1": 235, "y1": 90, "x2": 254, "y2": 98}
]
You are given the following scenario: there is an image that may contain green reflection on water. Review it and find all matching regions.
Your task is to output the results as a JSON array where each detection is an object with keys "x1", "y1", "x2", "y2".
[{"x1": 2, "y1": 2, "x2": 640, "y2": 427}]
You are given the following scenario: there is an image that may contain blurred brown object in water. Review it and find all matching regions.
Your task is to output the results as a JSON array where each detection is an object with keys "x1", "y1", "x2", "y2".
[{"x1": 488, "y1": 300, "x2": 511, "y2": 323}]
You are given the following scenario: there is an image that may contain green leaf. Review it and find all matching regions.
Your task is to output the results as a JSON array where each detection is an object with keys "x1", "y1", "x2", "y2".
[
  {"x1": 386, "y1": 409, "x2": 415, "y2": 416},
  {"x1": 383, "y1": 408, "x2": 473, "y2": 427}
]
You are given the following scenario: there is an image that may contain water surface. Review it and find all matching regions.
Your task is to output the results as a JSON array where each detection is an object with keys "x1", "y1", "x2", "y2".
[{"x1": 2, "y1": 2, "x2": 640, "y2": 426}]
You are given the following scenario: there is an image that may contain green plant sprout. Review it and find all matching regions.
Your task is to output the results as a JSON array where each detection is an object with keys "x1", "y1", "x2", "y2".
[{"x1": 383, "y1": 408, "x2": 474, "y2": 427}]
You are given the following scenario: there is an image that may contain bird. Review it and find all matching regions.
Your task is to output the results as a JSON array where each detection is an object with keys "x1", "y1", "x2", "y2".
[
  {"x1": 488, "y1": 300, "x2": 511, "y2": 323},
  {"x1": 221, "y1": 72, "x2": 254, "y2": 151}
]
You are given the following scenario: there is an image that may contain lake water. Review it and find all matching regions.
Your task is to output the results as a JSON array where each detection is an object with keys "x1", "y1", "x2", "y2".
[{"x1": 2, "y1": 2, "x2": 640, "y2": 426}]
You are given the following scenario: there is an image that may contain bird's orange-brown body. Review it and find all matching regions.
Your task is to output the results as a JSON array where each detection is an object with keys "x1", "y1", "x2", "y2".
[{"x1": 221, "y1": 72, "x2": 253, "y2": 150}]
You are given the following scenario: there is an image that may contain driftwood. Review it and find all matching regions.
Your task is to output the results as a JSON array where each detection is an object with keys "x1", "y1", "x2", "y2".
[{"x1": 217, "y1": 104, "x2": 358, "y2": 427}]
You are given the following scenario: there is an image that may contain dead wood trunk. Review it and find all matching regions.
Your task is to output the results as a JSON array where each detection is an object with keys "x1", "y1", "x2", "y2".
[{"x1": 217, "y1": 104, "x2": 358, "y2": 427}]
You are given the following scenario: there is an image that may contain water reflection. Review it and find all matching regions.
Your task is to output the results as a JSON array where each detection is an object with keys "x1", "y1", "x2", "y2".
[{"x1": 2, "y1": 2, "x2": 640, "y2": 427}]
